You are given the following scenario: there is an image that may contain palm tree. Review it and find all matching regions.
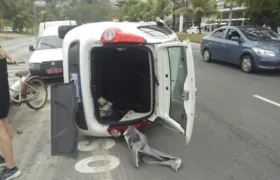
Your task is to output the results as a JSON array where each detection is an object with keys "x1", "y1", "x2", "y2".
[
  {"x1": 175, "y1": 0, "x2": 217, "y2": 33},
  {"x1": 224, "y1": 0, "x2": 244, "y2": 26},
  {"x1": 153, "y1": 0, "x2": 173, "y2": 20},
  {"x1": 216, "y1": 11, "x2": 222, "y2": 24},
  {"x1": 118, "y1": 0, "x2": 173, "y2": 22}
]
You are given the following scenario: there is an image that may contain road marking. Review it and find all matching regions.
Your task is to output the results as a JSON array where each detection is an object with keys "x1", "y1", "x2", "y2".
[
  {"x1": 193, "y1": 50, "x2": 200, "y2": 53},
  {"x1": 75, "y1": 155, "x2": 120, "y2": 173},
  {"x1": 253, "y1": 95, "x2": 280, "y2": 108},
  {"x1": 75, "y1": 138, "x2": 120, "y2": 174}
]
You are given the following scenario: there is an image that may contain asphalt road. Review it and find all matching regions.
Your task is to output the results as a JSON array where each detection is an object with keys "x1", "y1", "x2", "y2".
[{"x1": 6, "y1": 38, "x2": 280, "y2": 180}]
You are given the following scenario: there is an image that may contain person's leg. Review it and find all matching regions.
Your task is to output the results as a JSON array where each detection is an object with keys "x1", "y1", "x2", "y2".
[
  {"x1": 0, "y1": 118, "x2": 12, "y2": 167},
  {"x1": 0, "y1": 118, "x2": 14, "y2": 168},
  {"x1": 0, "y1": 118, "x2": 21, "y2": 179},
  {"x1": 3, "y1": 119, "x2": 12, "y2": 141}
]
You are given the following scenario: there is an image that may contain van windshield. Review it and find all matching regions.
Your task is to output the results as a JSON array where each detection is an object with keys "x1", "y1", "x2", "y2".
[{"x1": 36, "y1": 35, "x2": 63, "y2": 50}]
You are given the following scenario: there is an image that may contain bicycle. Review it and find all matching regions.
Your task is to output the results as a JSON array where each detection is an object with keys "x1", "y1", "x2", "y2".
[{"x1": 10, "y1": 69, "x2": 48, "y2": 110}]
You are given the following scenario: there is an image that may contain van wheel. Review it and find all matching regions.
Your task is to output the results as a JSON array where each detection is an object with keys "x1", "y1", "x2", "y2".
[
  {"x1": 241, "y1": 55, "x2": 254, "y2": 73},
  {"x1": 203, "y1": 48, "x2": 211, "y2": 62}
]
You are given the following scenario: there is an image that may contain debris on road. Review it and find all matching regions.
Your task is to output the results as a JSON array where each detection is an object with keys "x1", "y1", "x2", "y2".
[
  {"x1": 123, "y1": 126, "x2": 182, "y2": 172},
  {"x1": 16, "y1": 129, "x2": 23, "y2": 134}
]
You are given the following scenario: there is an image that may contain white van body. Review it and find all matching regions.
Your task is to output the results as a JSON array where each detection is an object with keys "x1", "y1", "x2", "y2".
[
  {"x1": 29, "y1": 26, "x2": 64, "y2": 78},
  {"x1": 51, "y1": 22, "x2": 196, "y2": 157},
  {"x1": 38, "y1": 20, "x2": 77, "y2": 40}
]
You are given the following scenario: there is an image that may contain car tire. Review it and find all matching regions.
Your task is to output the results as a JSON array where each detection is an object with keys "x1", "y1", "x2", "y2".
[
  {"x1": 203, "y1": 48, "x2": 212, "y2": 62},
  {"x1": 241, "y1": 55, "x2": 254, "y2": 73}
]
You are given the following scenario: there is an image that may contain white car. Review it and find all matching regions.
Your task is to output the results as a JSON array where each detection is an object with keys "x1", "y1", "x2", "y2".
[
  {"x1": 186, "y1": 26, "x2": 199, "y2": 34},
  {"x1": 28, "y1": 26, "x2": 63, "y2": 79},
  {"x1": 51, "y1": 21, "x2": 196, "y2": 157}
]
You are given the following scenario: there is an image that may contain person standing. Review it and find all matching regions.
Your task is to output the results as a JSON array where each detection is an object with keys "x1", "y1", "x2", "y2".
[{"x1": 0, "y1": 45, "x2": 21, "y2": 179}]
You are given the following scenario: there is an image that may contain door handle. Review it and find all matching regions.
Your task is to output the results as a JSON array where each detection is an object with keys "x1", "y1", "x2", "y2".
[{"x1": 181, "y1": 91, "x2": 189, "y2": 100}]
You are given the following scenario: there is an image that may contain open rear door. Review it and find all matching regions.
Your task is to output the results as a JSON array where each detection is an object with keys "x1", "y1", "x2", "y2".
[
  {"x1": 51, "y1": 81, "x2": 79, "y2": 158},
  {"x1": 156, "y1": 40, "x2": 195, "y2": 145}
]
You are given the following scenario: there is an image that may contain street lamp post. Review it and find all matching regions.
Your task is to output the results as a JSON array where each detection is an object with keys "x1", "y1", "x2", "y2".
[
  {"x1": 33, "y1": 1, "x2": 46, "y2": 40},
  {"x1": 33, "y1": 4, "x2": 37, "y2": 33}
]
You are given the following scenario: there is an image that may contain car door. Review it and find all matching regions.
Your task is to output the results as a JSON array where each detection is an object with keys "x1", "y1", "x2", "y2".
[
  {"x1": 155, "y1": 40, "x2": 195, "y2": 145},
  {"x1": 208, "y1": 28, "x2": 227, "y2": 60},
  {"x1": 224, "y1": 28, "x2": 245, "y2": 64},
  {"x1": 51, "y1": 81, "x2": 79, "y2": 158}
]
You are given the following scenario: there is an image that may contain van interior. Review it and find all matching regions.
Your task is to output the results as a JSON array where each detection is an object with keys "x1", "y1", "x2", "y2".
[{"x1": 90, "y1": 46, "x2": 154, "y2": 124}]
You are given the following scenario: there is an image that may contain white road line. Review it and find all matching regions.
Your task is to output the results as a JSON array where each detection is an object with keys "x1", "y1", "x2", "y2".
[
  {"x1": 253, "y1": 95, "x2": 280, "y2": 108},
  {"x1": 193, "y1": 50, "x2": 200, "y2": 53}
]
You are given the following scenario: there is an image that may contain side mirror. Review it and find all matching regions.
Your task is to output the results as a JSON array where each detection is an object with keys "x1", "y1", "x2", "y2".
[
  {"x1": 29, "y1": 45, "x2": 35, "y2": 51},
  {"x1": 58, "y1": 25, "x2": 78, "y2": 39}
]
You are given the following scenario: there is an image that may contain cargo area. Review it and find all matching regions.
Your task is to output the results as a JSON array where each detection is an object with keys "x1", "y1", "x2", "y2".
[{"x1": 90, "y1": 46, "x2": 154, "y2": 124}]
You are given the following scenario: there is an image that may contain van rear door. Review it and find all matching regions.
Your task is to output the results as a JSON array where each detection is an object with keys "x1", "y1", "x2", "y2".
[
  {"x1": 51, "y1": 81, "x2": 79, "y2": 158},
  {"x1": 155, "y1": 40, "x2": 196, "y2": 146}
]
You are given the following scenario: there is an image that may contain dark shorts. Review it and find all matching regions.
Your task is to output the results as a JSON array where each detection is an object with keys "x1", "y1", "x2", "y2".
[{"x1": 0, "y1": 58, "x2": 10, "y2": 119}]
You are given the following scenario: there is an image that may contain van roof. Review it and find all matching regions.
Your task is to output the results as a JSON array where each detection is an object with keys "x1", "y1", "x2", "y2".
[
  {"x1": 40, "y1": 20, "x2": 76, "y2": 25},
  {"x1": 41, "y1": 26, "x2": 60, "y2": 37},
  {"x1": 64, "y1": 21, "x2": 178, "y2": 44}
]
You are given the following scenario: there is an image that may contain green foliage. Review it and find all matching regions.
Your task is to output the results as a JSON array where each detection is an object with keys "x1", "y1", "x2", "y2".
[
  {"x1": 66, "y1": 4, "x2": 111, "y2": 23},
  {"x1": 41, "y1": 0, "x2": 63, "y2": 21},
  {"x1": 244, "y1": 0, "x2": 280, "y2": 31},
  {"x1": 46, "y1": 1, "x2": 114, "y2": 24},
  {"x1": 176, "y1": 32, "x2": 205, "y2": 43},
  {"x1": 0, "y1": 0, "x2": 35, "y2": 32},
  {"x1": 116, "y1": 0, "x2": 173, "y2": 21},
  {"x1": 174, "y1": 0, "x2": 217, "y2": 33}
]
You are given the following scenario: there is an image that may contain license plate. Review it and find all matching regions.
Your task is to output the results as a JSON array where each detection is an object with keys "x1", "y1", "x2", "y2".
[{"x1": 46, "y1": 68, "x2": 62, "y2": 74}]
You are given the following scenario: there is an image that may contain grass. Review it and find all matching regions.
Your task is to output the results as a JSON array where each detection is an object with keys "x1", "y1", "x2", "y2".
[{"x1": 176, "y1": 32, "x2": 205, "y2": 44}]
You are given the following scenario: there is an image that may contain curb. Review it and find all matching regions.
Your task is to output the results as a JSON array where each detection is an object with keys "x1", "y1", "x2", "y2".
[{"x1": 191, "y1": 42, "x2": 201, "y2": 45}]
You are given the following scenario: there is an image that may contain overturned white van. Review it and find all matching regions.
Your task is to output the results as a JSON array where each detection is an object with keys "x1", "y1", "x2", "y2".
[{"x1": 51, "y1": 21, "x2": 196, "y2": 157}]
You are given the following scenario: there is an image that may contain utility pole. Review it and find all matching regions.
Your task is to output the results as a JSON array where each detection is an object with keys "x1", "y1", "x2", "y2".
[
  {"x1": 33, "y1": 1, "x2": 46, "y2": 40},
  {"x1": 33, "y1": 3, "x2": 37, "y2": 33}
]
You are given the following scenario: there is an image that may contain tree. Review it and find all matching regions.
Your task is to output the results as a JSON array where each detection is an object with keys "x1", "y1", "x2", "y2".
[
  {"x1": 244, "y1": 0, "x2": 280, "y2": 31},
  {"x1": 216, "y1": 11, "x2": 222, "y2": 24},
  {"x1": 63, "y1": 2, "x2": 112, "y2": 24},
  {"x1": 41, "y1": 0, "x2": 63, "y2": 21},
  {"x1": 117, "y1": 0, "x2": 173, "y2": 22},
  {"x1": 175, "y1": 0, "x2": 217, "y2": 33},
  {"x1": 1, "y1": 0, "x2": 35, "y2": 32},
  {"x1": 225, "y1": 0, "x2": 244, "y2": 26}
]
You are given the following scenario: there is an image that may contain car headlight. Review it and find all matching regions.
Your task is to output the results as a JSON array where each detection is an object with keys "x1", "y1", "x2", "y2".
[
  {"x1": 29, "y1": 63, "x2": 40, "y2": 70},
  {"x1": 252, "y1": 48, "x2": 275, "y2": 57}
]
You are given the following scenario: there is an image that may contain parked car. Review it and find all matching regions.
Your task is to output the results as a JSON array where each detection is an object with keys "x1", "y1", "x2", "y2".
[
  {"x1": 186, "y1": 26, "x2": 199, "y2": 34},
  {"x1": 201, "y1": 26, "x2": 280, "y2": 73}
]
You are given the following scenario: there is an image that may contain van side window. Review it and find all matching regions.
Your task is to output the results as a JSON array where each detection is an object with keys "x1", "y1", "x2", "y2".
[
  {"x1": 211, "y1": 29, "x2": 226, "y2": 38},
  {"x1": 167, "y1": 47, "x2": 187, "y2": 126}
]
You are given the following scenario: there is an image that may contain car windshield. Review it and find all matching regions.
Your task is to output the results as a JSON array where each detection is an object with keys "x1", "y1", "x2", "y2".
[
  {"x1": 36, "y1": 35, "x2": 63, "y2": 50},
  {"x1": 240, "y1": 28, "x2": 280, "y2": 41}
]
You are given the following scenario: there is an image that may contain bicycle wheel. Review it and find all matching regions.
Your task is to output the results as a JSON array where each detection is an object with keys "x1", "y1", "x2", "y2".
[{"x1": 24, "y1": 77, "x2": 48, "y2": 110}]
